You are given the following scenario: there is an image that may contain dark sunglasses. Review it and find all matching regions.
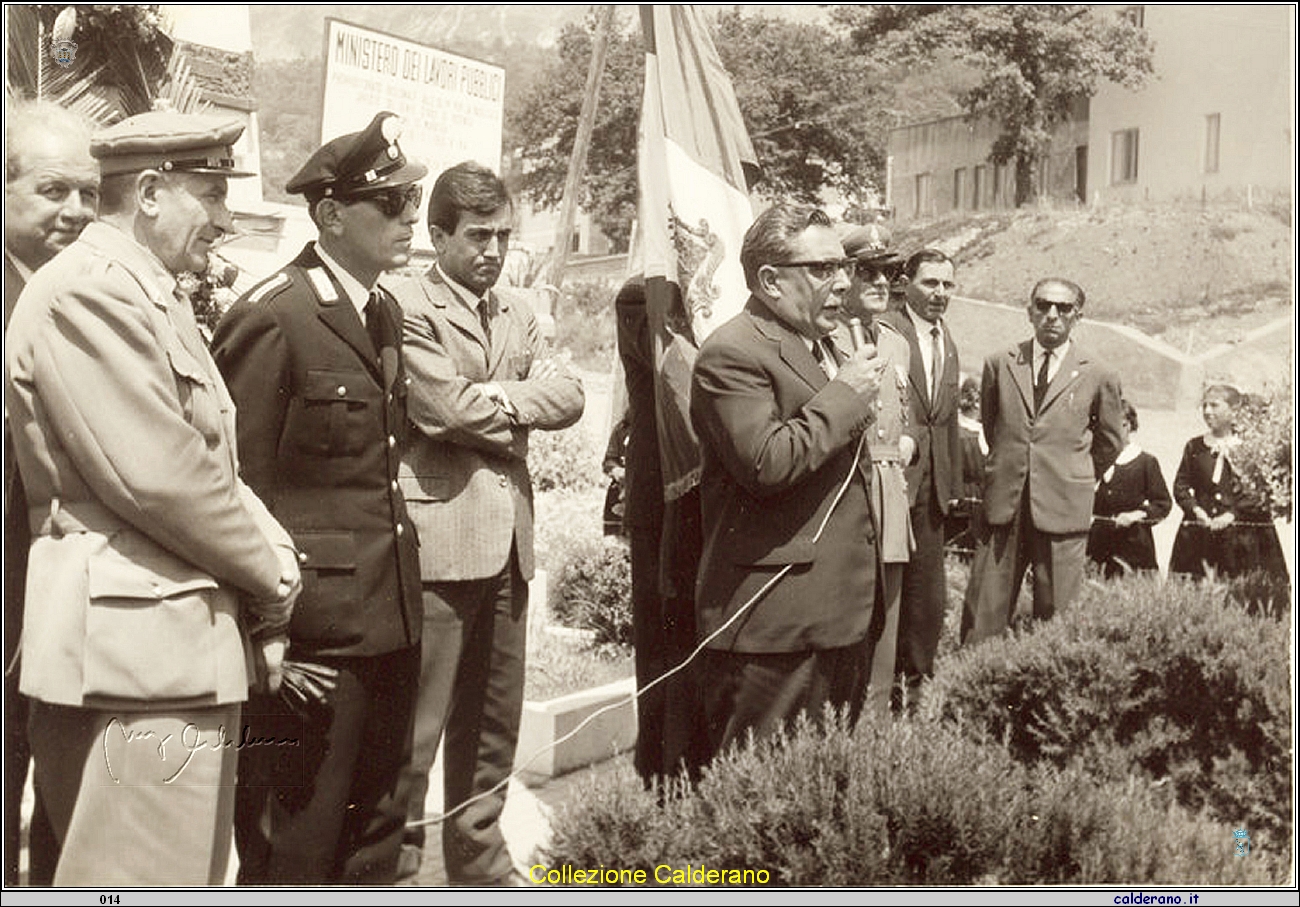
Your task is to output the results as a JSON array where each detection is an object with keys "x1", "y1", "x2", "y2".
[
  {"x1": 855, "y1": 261, "x2": 898, "y2": 282},
  {"x1": 341, "y1": 184, "x2": 423, "y2": 218},
  {"x1": 771, "y1": 258, "x2": 854, "y2": 281},
  {"x1": 1033, "y1": 299, "x2": 1079, "y2": 316}
]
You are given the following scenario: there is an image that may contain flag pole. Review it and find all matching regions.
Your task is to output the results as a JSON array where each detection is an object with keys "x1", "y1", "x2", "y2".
[{"x1": 544, "y1": 4, "x2": 616, "y2": 290}]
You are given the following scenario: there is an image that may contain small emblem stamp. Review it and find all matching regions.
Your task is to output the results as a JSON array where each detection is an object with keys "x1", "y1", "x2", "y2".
[
  {"x1": 1233, "y1": 827, "x2": 1251, "y2": 857},
  {"x1": 51, "y1": 38, "x2": 78, "y2": 68}
]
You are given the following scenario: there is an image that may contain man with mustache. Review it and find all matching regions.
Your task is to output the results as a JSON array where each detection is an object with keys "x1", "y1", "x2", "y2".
[
  {"x1": 960, "y1": 278, "x2": 1124, "y2": 645},
  {"x1": 212, "y1": 112, "x2": 425, "y2": 884},
  {"x1": 5, "y1": 110, "x2": 300, "y2": 885},
  {"x1": 391, "y1": 161, "x2": 584, "y2": 885}
]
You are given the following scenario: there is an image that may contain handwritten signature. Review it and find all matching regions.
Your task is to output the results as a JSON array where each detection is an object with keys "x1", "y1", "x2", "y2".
[{"x1": 102, "y1": 717, "x2": 299, "y2": 785}]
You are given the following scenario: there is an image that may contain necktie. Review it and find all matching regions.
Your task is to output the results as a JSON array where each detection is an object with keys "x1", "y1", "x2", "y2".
[
  {"x1": 813, "y1": 338, "x2": 836, "y2": 379},
  {"x1": 929, "y1": 325, "x2": 943, "y2": 402},
  {"x1": 478, "y1": 296, "x2": 492, "y2": 346},
  {"x1": 1034, "y1": 348, "x2": 1052, "y2": 411},
  {"x1": 364, "y1": 292, "x2": 385, "y2": 355}
]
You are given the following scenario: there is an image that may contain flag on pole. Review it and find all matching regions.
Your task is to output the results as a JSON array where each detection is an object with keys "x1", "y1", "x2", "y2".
[{"x1": 636, "y1": 4, "x2": 759, "y2": 502}]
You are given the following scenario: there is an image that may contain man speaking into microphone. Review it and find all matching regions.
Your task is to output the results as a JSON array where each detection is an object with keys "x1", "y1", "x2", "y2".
[{"x1": 689, "y1": 203, "x2": 886, "y2": 763}]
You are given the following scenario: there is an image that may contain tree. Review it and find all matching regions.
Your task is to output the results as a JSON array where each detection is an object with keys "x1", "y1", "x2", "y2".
[
  {"x1": 509, "y1": 11, "x2": 644, "y2": 252},
  {"x1": 835, "y1": 5, "x2": 1154, "y2": 206},
  {"x1": 508, "y1": 8, "x2": 889, "y2": 251}
]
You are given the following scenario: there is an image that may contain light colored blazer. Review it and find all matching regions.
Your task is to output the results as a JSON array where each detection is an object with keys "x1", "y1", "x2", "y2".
[
  {"x1": 980, "y1": 338, "x2": 1125, "y2": 534},
  {"x1": 5, "y1": 222, "x2": 291, "y2": 707},
  {"x1": 392, "y1": 268, "x2": 584, "y2": 583}
]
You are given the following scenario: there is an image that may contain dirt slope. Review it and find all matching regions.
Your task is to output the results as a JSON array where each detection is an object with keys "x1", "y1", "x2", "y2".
[{"x1": 891, "y1": 201, "x2": 1294, "y2": 355}]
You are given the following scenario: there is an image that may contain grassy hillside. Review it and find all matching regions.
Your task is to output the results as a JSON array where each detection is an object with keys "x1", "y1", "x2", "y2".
[{"x1": 891, "y1": 200, "x2": 1293, "y2": 355}]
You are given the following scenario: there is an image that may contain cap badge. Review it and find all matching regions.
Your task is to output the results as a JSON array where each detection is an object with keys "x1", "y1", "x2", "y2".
[{"x1": 381, "y1": 116, "x2": 403, "y2": 160}]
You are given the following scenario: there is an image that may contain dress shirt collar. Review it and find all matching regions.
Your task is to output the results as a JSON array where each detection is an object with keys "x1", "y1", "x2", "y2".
[
  {"x1": 905, "y1": 303, "x2": 944, "y2": 346},
  {"x1": 436, "y1": 262, "x2": 488, "y2": 316},
  {"x1": 1031, "y1": 338, "x2": 1071, "y2": 382},
  {"x1": 314, "y1": 243, "x2": 372, "y2": 318}
]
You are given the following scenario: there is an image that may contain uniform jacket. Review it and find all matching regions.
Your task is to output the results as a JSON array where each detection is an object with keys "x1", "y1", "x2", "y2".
[
  {"x1": 5, "y1": 221, "x2": 291, "y2": 706},
  {"x1": 690, "y1": 299, "x2": 878, "y2": 654},
  {"x1": 979, "y1": 338, "x2": 1124, "y2": 534},
  {"x1": 390, "y1": 267, "x2": 584, "y2": 583},
  {"x1": 879, "y1": 307, "x2": 962, "y2": 514},
  {"x1": 212, "y1": 243, "x2": 421, "y2": 657}
]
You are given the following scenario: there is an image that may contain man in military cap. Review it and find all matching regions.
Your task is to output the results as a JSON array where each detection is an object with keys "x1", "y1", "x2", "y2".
[
  {"x1": 212, "y1": 111, "x2": 426, "y2": 884},
  {"x1": 837, "y1": 221, "x2": 915, "y2": 717},
  {"x1": 4, "y1": 110, "x2": 301, "y2": 886}
]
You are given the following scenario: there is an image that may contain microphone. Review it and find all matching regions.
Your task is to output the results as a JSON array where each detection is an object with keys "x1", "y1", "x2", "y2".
[{"x1": 848, "y1": 317, "x2": 868, "y2": 351}]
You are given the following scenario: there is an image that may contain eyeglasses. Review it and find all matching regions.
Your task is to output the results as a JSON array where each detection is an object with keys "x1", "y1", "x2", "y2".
[
  {"x1": 770, "y1": 258, "x2": 855, "y2": 281},
  {"x1": 855, "y1": 261, "x2": 898, "y2": 282},
  {"x1": 1033, "y1": 299, "x2": 1079, "y2": 317},
  {"x1": 340, "y1": 184, "x2": 423, "y2": 218}
]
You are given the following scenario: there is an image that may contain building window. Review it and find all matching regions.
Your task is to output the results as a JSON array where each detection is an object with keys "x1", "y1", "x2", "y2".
[
  {"x1": 1122, "y1": 6, "x2": 1144, "y2": 28},
  {"x1": 953, "y1": 167, "x2": 967, "y2": 211},
  {"x1": 973, "y1": 165, "x2": 986, "y2": 210},
  {"x1": 1205, "y1": 113, "x2": 1220, "y2": 173},
  {"x1": 1110, "y1": 128, "x2": 1139, "y2": 184},
  {"x1": 915, "y1": 172, "x2": 932, "y2": 218}
]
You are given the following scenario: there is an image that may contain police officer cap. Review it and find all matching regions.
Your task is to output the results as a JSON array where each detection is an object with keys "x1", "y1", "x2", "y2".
[
  {"x1": 91, "y1": 110, "x2": 254, "y2": 178},
  {"x1": 286, "y1": 111, "x2": 428, "y2": 201},
  {"x1": 840, "y1": 221, "x2": 903, "y2": 266}
]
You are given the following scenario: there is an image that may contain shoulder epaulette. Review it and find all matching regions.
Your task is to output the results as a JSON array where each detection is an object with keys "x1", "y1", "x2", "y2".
[
  {"x1": 246, "y1": 271, "x2": 291, "y2": 305},
  {"x1": 306, "y1": 267, "x2": 339, "y2": 303}
]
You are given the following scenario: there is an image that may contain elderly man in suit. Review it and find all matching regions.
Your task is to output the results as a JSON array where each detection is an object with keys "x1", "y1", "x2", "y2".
[
  {"x1": 879, "y1": 248, "x2": 962, "y2": 705},
  {"x1": 212, "y1": 112, "x2": 425, "y2": 884},
  {"x1": 690, "y1": 203, "x2": 887, "y2": 760},
  {"x1": 4, "y1": 98, "x2": 99, "y2": 888},
  {"x1": 392, "y1": 161, "x2": 584, "y2": 886},
  {"x1": 5, "y1": 110, "x2": 300, "y2": 886},
  {"x1": 961, "y1": 278, "x2": 1125, "y2": 645}
]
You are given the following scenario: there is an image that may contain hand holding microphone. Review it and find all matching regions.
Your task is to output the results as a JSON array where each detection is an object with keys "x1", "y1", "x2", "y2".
[{"x1": 836, "y1": 320, "x2": 884, "y2": 402}]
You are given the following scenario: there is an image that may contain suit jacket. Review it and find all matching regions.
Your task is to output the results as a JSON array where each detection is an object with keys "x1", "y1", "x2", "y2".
[
  {"x1": 5, "y1": 221, "x2": 291, "y2": 706},
  {"x1": 4, "y1": 252, "x2": 31, "y2": 671},
  {"x1": 980, "y1": 339, "x2": 1124, "y2": 534},
  {"x1": 391, "y1": 267, "x2": 584, "y2": 583},
  {"x1": 690, "y1": 299, "x2": 877, "y2": 653},
  {"x1": 879, "y1": 308, "x2": 962, "y2": 513},
  {"x1": 212, "y1": 243, "x2": 421, "y2": 657}
]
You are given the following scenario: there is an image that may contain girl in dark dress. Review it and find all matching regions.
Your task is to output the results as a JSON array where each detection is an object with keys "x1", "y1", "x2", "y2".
[
  {"x1": 1087, "y1": 401, "x2": 1171, "y2": 578},
  {"x1": 1168, "y1": 385, "x2": 1288, "y2": 603}
]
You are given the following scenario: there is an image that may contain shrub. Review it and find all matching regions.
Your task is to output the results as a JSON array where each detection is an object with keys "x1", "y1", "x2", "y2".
[
  {"x1": 530, "y1": 425, "x2": 602, "y2": 493},
  {"x1": 542, "y1": 707, "x2": 1288, "y2": 885},
  {"x1": 926, "y1": 573, "x2": 1293, "y2": 847},
  {"x1": 550, "y1": 535, "x2": 633, "y2": 648},
  {"x1": 554, "y1": 279, "x2": 617, "y2": 372},
  {"x1": 1234, "y1": 371, "x2": 1294, "y2": 520}
]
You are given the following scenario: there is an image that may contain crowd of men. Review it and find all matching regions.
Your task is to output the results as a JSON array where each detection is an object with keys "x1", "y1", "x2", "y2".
[{"x1": 4, "y1": 98, "x2": 1134, "y2": 887}]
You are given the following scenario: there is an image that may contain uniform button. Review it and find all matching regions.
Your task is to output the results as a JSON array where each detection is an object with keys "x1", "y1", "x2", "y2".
[
  {"x1": 336, "y1": 385, "x2": 347, "y2": 397},
  {"x1": 391, "y1": 480, "x2": 399, "y2": 492},
  {"x1": 876, "y1": 399, "x2": 884, "y2": 409},
  {"x1": 298, "y1": 551, "x2": 309, "y2": 564},
  {"x1": 499, "y1": 475, "x2": 508, "y2": 487},
  {"x1": 387, "y1": 435, "x2": 396, "y2": 448},
  {"x1": 395, "y1": 523, "x2": 405, "y2": 537},
  {"x1": 877, "y1": 428, "x2": 886, "y2": 438}
]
